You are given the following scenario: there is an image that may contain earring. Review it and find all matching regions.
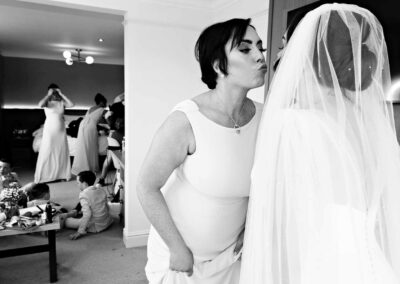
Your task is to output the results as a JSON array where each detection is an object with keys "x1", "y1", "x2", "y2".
[
  {"x1": 220, "y1": 73, "x2": 225, "y2": 78},
  {"x1": 348, "y1": 67, "x2": 352, "y2": 71},
  {"x1": 368, "y1": 65, "x2": 372, "y2": 69}
]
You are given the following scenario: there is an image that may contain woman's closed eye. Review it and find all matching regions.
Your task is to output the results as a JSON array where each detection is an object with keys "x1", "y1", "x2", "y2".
[
  {"x1": 239, "y1": 48, "x2": 251, "y2": 54},
  {"x1": 239, "y1": 47, "x2": 267, "y2": 54}
]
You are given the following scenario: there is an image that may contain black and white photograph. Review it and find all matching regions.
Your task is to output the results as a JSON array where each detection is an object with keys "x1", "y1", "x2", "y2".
[{"x1": 0, "y1": 0, "x2": 400, "y2": 284}]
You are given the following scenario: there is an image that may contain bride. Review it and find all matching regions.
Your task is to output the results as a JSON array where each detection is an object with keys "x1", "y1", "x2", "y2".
[{"x1": 240, "y1": 4, "x2": 400, "y2": 284}]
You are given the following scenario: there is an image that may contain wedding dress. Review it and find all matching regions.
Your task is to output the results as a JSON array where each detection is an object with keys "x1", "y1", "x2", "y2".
[
  {"x1": 71, "y1": 107, "x2": 104, "y2": 174},
  {"x1": 240, "y1": 4, "x2": 400, "y2": 284},
  {"x1": 34, "y1": 100, "x2": 71, "y2": 183}
]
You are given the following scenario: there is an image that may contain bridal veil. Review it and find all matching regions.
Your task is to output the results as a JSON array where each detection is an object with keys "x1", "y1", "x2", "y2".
[{"x1": 240, "y1": 3, "x2": 400, "y2": 284}]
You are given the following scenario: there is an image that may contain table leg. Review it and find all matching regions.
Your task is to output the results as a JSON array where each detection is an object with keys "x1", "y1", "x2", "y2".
[{"x1": 48, "y1": 230, "x2": 58, "y2": 282}]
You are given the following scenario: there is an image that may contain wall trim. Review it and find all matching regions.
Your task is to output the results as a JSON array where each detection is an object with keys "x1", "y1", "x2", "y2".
[
  {"x1": 123, "y1": 17, "x2": 203, "y2": 32},
  {"x1": 123, "y1": 229, "x2": 149, "y2": 248},
  {"x1": 139, "y1": 0, "x2": 213, "y2": 10},
  {"x1": 124, "y1": 0, "x2": 210, "y2": 30},
  {"x1": 137, "y1": 0, "x2": 240, "y2": 11},
  {"x1": 213, "y1": 0, "x2": 240, "y2": 11}
]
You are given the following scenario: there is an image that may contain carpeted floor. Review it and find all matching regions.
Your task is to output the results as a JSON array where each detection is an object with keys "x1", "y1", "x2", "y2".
[{"x1": 0, "y1": 168, "x2": 148, "y2": 284}]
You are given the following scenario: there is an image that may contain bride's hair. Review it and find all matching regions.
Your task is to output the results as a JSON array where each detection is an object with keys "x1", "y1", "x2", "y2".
[{"x1": 314, "y1": 11, "x2": 377, "y2": 91}]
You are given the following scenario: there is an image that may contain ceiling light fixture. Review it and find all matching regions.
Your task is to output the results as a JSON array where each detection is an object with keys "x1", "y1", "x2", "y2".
[
  {"x1": 98, "y1": 38, "x2": 104, "y2": 42},
  {"x1": 62, "y1": 48, "x2": 94, "y2": 65}
]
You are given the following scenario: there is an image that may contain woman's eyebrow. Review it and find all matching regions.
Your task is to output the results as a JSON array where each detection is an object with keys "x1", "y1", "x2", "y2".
[{"x1": 240, "y1": 39, "x2": 263, "y2": 45}]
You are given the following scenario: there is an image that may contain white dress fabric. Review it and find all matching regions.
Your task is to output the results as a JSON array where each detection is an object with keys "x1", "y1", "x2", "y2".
[
  {"x1": 71, "y1": 107, "x2": 104, "y2": 175},
  {"x1": 34, "y1": 101, "x2": 71, "y2": 183},
  {"x1": 145, "y1": 99, "x2": 262, "y2": 284},
  {"x1": 240, "y1": 4, "x2": 400, "y2": 284},
  {"x1": 241, "y1": 109, "x2": 399, "y2": 284}
]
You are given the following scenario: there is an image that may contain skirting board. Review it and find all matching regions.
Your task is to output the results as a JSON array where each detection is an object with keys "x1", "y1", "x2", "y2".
[{"x1": 123, "y1": 229, "x2": 149, "y2": 248}]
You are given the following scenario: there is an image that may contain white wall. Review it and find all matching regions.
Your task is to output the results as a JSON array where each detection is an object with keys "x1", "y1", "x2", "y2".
[
  {"x1": 124, "y1": 17, "x2": 207, "y2": 246},
  {"x1": 28, "y1": 0, "x2": 268, "y2": 247}
]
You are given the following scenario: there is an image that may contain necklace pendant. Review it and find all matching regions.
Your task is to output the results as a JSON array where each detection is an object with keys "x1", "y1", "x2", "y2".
[{"x1": 234, "y1": 124, "x2": 240, "y2": 134}]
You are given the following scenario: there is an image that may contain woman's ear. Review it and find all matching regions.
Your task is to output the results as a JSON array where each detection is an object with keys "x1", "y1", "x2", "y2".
[{"x1": 213, "y1": 60, "x2": 225, "y2": 78}]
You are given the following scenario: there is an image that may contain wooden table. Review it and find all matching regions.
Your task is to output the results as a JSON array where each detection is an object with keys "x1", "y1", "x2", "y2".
[{"x1": 0, "y1": 219, "x2": 60, "y2": 283}]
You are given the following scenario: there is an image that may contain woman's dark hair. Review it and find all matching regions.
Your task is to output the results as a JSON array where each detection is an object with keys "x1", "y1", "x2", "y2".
[
  {"x1": 273, "y1": 13, "x2": 304, "y2": 71},
  {"x1": 286, "y1": 12, "x2": 305, "y2": 44},
  {"x1": 48, "y1": 83, "x2": 59, "y2": 90},
  {"x1": 114, "y1": 117, "x2": 125, "y2": 134},
  {"x1": 315, "y1": 11, "x2": 377, "y2": 91},
  {"x1": 47, "y1": 83, "x2": 62, "y2": 102},
  {"x1": 0, "y1": 158, "x2": 11, "y2": 166},
  {"x1": 77, "y1": 171, "x2": 96, "y2": 186},
  {"x1": 195, "y1": 18, "x2": 252, "y2": 89},
  {"x1": 26, "y1": 183, "x2": 50, "y2": 200},
  {"x1": 95, "y1": 93, "x2": 107, "y2": 106}
]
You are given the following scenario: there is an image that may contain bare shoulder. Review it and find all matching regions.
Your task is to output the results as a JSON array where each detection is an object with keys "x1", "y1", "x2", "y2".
[
  {"x1": 158, "y1": 110, "x2": 196, "y2": 155},
  {"x1": 163, "y1": 110, "x2": 191, "y2": 133}
]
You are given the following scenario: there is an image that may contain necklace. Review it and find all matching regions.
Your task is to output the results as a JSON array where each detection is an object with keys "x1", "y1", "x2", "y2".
[{"x1": 215, "y1": 95, "x2": 245, "y2": 134}]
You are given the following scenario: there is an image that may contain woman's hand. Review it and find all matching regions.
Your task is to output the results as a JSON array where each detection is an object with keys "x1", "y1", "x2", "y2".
[
  {"x1": 234, "y1": 228, "x2": 245, "y2": 255},
  {"x1": 56, "y1": 88, "x2": 63, "y2": 96},
  {"x1": 169, "y1": 244, "x2": 194, "y2": 276}
]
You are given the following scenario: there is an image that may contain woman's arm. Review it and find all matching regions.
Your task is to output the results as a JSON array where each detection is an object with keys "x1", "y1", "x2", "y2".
[
  {"x1": 137, "y1": 111, "x2": 195, "y2": 275},
  {"x1": 38, "y1": 89, "x2": 53, "y2": 108},
  {"x1": 57, "y1": 89, "x2": 74, "y2": 108}
]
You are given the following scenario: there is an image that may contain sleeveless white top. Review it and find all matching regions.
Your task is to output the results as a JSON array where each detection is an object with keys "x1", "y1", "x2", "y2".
[{"x1": 146, "y1": 99, "x2": 263, "y2": 284}]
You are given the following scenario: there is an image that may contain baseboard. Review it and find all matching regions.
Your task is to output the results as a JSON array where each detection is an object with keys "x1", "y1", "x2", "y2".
[{"x1": 123, "y1": 229, "x2": 149, "y2": 248}]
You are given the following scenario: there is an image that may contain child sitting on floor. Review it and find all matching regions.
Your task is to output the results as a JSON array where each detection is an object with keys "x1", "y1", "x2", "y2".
[
  {"x1": 25, "y1": 183, "x2": 51, "y2": 207},
  {"x1": 24, "y1": 182, "x2": 65, "y2": 213},
  {"x1": 61, "y1": 170, "x2": 114, "y2": 240}
]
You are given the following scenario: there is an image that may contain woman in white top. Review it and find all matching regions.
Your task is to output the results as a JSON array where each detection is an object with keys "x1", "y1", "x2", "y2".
[
  {"x1": 35, "y1": 83, "x2": 73, "y2": 183},
  {"x1": 137, "y1": 18, "x2": 268, "y2": 284},
  {"x1": 72, "y1": 93, "x2": 107, "y2": 175},
  {"x1": 240, "y1": 4, "x2": 400, "y2": 284}
]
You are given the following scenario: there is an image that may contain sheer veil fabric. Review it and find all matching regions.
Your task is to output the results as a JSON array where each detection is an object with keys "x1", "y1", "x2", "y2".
[{"x1": 240, "y1": 4, "x2": 400, "y2": 284}]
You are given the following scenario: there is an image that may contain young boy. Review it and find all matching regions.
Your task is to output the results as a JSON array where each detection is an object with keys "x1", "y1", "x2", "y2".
[{"x1": 62, "y1": 171, "x2": 113, "y2": 240}]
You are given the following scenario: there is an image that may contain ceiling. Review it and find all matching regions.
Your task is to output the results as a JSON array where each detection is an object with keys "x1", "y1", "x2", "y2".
[{"x1": 0, "y1": 0, "x2": 124, "y2": 65}]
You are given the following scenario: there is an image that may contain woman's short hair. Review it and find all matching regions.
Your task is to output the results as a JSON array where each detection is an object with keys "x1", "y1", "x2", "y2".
[
  {"x1": 77, "y1": 171, "x2": 96, "y2": 186},
  {"x1": 95, "y1": 93, "x2": 107, "y2": 106},
  {"x1": 195, "y1": 18, "x2": 252, "y2": 89},
  {"x1": 26, "y1": 183, "x2": 50, "y2": 200}
]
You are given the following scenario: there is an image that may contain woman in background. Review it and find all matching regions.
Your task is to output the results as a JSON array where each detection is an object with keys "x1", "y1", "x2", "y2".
[
  {"x1": 72, "y1": 93, "x2": 107, "y2": 175},
  {"x1": 137, "y1": 18, "x2": 267, "y2": 284},
  {"x1": 35, "y1": 83, "x2": 73, "y2": 183}
]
